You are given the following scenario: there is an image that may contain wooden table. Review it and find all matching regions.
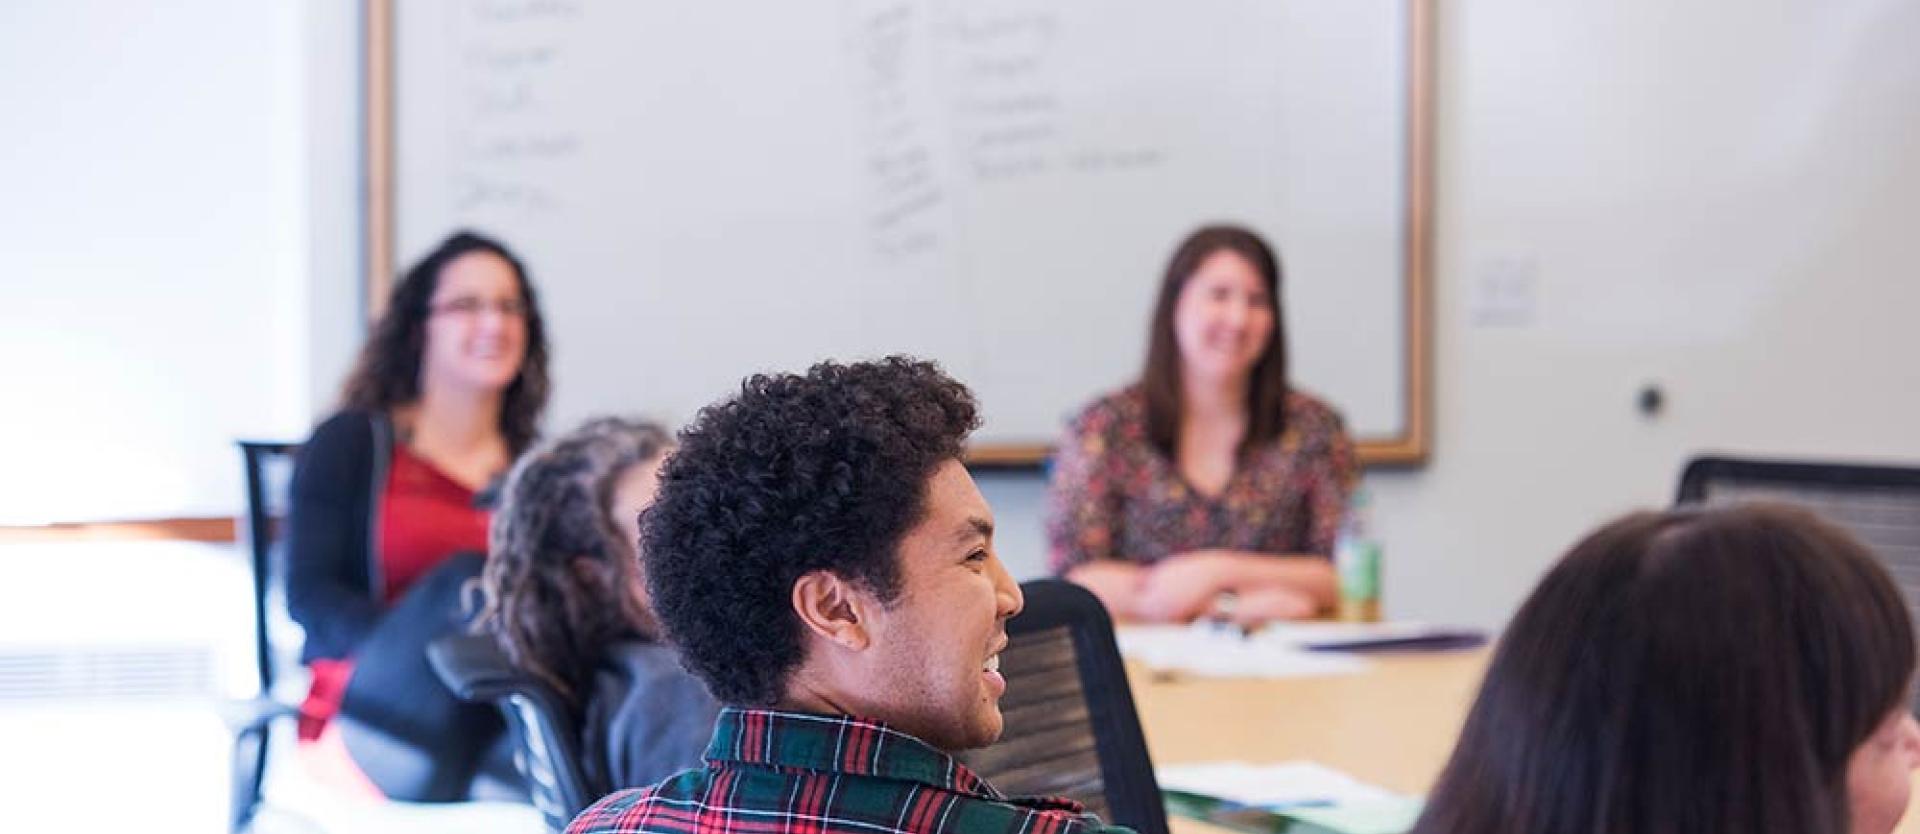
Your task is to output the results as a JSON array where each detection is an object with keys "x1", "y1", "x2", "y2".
[{"x1": 1128, "y1": 647, "x2": 1920, "y2": 833}]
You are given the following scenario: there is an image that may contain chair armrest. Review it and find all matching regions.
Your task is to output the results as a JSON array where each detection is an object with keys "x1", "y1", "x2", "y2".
[
  {"x1": 427, "y1": 632, "x2": 521, "y2": 703},
  {"x1": 218, "y1": 696, "x2": 300, "y2": 734}
]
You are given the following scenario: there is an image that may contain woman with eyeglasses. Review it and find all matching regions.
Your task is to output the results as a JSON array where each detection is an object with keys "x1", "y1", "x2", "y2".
[{"x1": 284, "y1": 230, "x2": 551, "y2": 801}]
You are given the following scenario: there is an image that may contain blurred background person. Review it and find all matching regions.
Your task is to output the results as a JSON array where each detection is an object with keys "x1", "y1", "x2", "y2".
[
  {"x1": 479, "y1": 416, "x2": 719, "y2": 792},
  {"x1": 1048, "y1": 225, "x2": 1356, "y2": 626},
  {"x1": 285, "y1": 230, "x2": 551, "y2": 800}
]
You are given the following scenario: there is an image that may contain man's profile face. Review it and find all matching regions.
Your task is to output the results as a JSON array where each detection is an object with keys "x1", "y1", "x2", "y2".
[{"x1": 858, "y1": 459, "x2": 1025, "y2": 751}]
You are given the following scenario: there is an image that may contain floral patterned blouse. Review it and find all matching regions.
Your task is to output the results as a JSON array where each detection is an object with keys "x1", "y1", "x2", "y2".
[{"x1": 1046, "y1": 385, "x2": 1358, "y2": 572}]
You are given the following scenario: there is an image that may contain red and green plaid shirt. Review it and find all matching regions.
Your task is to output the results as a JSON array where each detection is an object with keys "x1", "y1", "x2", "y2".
[{"x1": 567, "y1": 708, "x2": 1132, "y2": 834}]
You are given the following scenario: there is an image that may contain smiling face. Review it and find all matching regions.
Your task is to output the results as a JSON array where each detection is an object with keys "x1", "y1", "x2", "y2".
[
  {"x1": 1848, "y1": 706, "x2": 1920, "y2": 834},
  {"x1": 1171, "y1": 249, "x2": 1275, "y2": 386},
  {"x1": 421, "y1": 250, "x2": 528, "y2": 395},
  {"x1": 857, "y1": 459, "x2": 1024, "y2": 751}
]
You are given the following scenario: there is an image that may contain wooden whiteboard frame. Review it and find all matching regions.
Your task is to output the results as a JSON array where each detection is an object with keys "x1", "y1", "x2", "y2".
[{"x1": 362, "y1": 0, "x2": 1432, "y2": 468}]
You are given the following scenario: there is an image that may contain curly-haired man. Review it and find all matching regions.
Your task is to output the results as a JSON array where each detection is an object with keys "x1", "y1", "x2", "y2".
[{"x1": 567, "y1": 357, "x2": 1131, "y2": 834}]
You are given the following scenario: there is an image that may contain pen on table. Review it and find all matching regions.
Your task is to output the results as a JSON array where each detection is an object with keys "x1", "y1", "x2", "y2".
[
  {"x1": 1202, "y1": 616, "x2": 1255, "y2": 639},
  {"x1": 1203, "y1": 591, "x2": 1255, "y2": 638}
]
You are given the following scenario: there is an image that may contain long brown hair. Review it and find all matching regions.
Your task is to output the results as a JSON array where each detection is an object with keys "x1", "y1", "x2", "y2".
[
  {"x1": 477, "y1": 417, "x2": 671, "y2": 703},
  {"x1": 338, "y1": 230, "x2": 550, "y2": 455},
  {"x1": 1413, "y1": 503, "x2": 1917, "y2": 834},
  {"x1": 1140, "y1": 224, "x2": 1288, "y2": 459}
]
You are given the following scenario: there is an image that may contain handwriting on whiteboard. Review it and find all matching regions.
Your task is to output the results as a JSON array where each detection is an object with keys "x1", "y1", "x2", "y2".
[
  {"x1": 451, "y1": 0, "x2": 580, "y2": 214},
  {"x1": 851, "y1": 1, "x2": 948, "y2": 259}
]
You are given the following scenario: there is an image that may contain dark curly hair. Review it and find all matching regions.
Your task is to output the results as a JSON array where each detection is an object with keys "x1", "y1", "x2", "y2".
[
  {"x1": 339, "y1": 230, "x2": 551, "y2": 454},
  {"x1": 476, "y1": 417, "x2": 672, "y2": 703},
  {"x1": 642, "y1": 356, "x2": 981, "y2": 706}
]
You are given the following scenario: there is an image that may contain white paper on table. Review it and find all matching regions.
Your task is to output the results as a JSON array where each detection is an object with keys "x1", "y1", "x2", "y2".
[
  {"x1": 1156, "y1": 760, "x2": 1404, "y2": 809},
  {"x1": 1117, "y1": 624, "x2": 1370, "y2": 679}
]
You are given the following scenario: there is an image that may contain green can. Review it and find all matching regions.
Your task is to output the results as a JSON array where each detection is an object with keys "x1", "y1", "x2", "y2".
[{"x1": 1336, "y1": 538, "x2": 1381, "y2": 623}]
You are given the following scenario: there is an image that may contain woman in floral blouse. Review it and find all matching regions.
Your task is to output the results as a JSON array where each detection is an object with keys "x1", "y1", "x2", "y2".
[{"x1": 1046, "y1": 225, "x2": 1357, "y2": 627}]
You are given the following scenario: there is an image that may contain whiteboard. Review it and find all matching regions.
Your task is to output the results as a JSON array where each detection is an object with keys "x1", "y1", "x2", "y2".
[{"x1": 386, "y1": 0, "x2": 1427, "y2": 463}]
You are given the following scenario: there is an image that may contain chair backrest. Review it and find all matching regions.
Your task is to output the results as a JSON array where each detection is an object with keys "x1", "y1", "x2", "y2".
[
  {"x1": 960, "y1": 579, "x2": 1169, "y2": 834},
  {"x1": 1677, "y1": 455, "x2": 1920, "y2": 711},
  {"x1": 237, "y1": 440, "x2": 302, "y2": 699},
  {"x1": 429, "y1": 632, "x2": 601, "y2": 832}
]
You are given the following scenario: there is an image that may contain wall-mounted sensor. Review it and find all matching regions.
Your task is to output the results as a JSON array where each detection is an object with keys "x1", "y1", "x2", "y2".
[{"x1": 1638, "y1": 383, "x2": 1665, "y2": 418}]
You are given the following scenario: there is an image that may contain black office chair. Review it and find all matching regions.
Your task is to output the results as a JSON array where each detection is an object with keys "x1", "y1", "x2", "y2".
[
  {"x1": 429, "y1": 632, "x2": 601, "y2": 833},
  {"x1": 960, "y1": 579, "x2": 1169, "y2": 834},
  {"x1": 1677, "y1": 454, "x2": 1920, "y2": 711},
  {"x1": 229, "y1": 440, "x2": 303, "y2": 833}
]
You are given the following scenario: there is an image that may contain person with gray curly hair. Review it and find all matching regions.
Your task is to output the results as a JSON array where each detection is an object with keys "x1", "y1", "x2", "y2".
[{"x1": 477, "y1": 416, "x2": 720, "y2": 793}]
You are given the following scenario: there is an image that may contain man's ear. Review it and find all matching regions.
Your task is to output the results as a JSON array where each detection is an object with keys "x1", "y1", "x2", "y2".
[{"x1": 792, "y1": 570, "x2": 873, "y2": 651}]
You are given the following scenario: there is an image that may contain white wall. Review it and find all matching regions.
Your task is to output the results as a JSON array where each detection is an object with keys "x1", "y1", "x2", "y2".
[
  {"x1": 989, "y1": 1, "x2": 1920, "y2": 632},
  {"x1": 14, "y1": 2, "x2": 1919, "y2": 639},
  {"x1": 1370, "y1": 0, "x2": 1920, "y2": 628},
  {"x1": 0, "y1": 2, "x2": 367, "y2": 524},
  {"x1": 0, "y1": 1, "x2": 315, "y2": 523},
  {"x1": 302, "y1": 0, "x2": 366, "y2": 413}
]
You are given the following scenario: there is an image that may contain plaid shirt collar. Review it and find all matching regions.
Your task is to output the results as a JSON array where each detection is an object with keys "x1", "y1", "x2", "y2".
[{"x1": 705, "y1": 707, "x2": 1017, "y2": 803}]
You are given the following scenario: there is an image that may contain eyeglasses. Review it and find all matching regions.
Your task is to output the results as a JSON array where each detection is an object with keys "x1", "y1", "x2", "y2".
[{"x1": 429, "y1": 296, "x2": 528, "y2": 318}]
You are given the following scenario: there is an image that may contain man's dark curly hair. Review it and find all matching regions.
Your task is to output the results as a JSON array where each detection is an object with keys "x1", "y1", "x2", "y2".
[{"x1": 642, "y1": 356, "x2": 981, "y2": 706}]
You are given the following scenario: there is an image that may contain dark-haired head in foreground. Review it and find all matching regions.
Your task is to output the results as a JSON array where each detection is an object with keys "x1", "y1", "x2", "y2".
[
  {"x1": 642, "y1": 356, "x2": 1019, "y2": 750},
  {"x1": 1413, "y1": 503, "x2": 1920, "y2": 834}
]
